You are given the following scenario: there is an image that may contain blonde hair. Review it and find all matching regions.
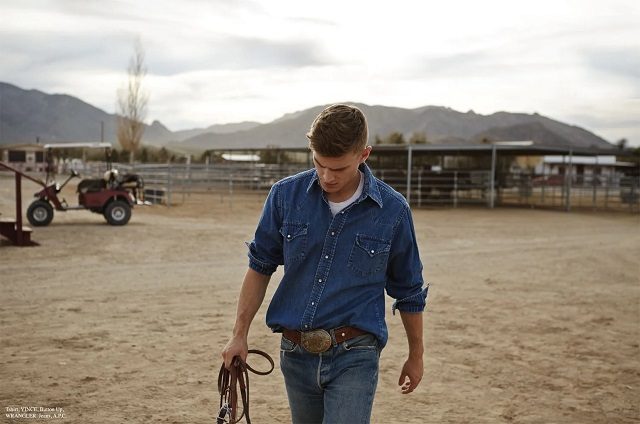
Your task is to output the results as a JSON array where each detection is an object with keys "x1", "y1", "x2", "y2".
[{"x1": 306, "y1": 104, "x2": 368, "y2": 157}]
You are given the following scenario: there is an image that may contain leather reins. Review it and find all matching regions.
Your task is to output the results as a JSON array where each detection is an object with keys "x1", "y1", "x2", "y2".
[{"x1": 217, "y1": 349, "x2": 274, "y2": 424}]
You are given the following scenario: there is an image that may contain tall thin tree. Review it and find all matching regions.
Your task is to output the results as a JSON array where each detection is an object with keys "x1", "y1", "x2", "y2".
[{"x1": 117, "y1": 39, "x2": 148, "y2": 163}]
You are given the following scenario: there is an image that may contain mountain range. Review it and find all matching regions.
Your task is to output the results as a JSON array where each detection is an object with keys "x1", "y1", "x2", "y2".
[{"x1": 0, "y1": 82, "x2": 615, "y2": 152}]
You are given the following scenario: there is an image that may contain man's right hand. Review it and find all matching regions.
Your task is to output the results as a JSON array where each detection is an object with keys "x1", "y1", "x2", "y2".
[{"x1": 221, "y1": 335, "x2": 249, "y2": 369}]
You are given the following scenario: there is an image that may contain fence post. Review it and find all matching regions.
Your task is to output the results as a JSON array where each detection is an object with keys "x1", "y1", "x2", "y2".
[
  {"x1": 565, "y1": 150, "x2": 573, "y2": 212},
  {"x1": 406, "y1": 145, "x2": 413, "y2": 204},
  {"x1": 417, "y1": 170, "x2": 422, "y2": 207},
  {"x1": 15, "y1": 172, "x2": 23, "y2": 246},
  {"x1": 229, "y1": 172, "x2": 234, "y2": 211},
  {"x1": 206, "y1": 156, "x2": 211, "y2": 190},
  {"x1": 592, "y1": 176, "x2": 598, "y2": 210},
  {"x1": 166, "y1": 164, "x2": 172, "y2": 207},
  {"x1": 489, "y1": 144, "x2": 496, "y2": 208},
  {"x1": 453, "y1": 171, "x2": 458, "y2": 208},
  {"x1": 604, "y1": 174, "x2": 610, "y2": 209},
  {"x1": 182, "y1": 162, "x2": 188, "y2": 204},
  {"x1": 187, "y1": 155, "x2": 192, "y2": 198}
]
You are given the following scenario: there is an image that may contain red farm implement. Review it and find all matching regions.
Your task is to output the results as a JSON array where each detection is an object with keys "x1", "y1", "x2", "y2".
[{"x1": 1, "y1": 143, "x2": 146, "y2": 246}]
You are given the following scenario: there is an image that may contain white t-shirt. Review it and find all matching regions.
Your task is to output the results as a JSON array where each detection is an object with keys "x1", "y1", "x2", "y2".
[{"x1": 328, "y1": 170, "x2": 364, "y2": 216}]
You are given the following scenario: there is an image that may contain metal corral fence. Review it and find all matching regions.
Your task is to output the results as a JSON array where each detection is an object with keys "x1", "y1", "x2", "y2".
[
  {"x1": 375, "y1": 169, "x2": 492, "y2": 207},
  {"x1": 80, "y1": 162, "x2": 308, "y2": 206},
  {"x1": 36, "y1": 162, "x2": 640, "y2": 213},
  {"x1": 498, "y1": 172, "x2": 640, "y2": 212},
  {"x1": 381, "y1": 169, "x2": 639, "y2": 212}
]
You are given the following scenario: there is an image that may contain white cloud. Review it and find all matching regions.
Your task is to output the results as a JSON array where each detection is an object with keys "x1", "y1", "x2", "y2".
[{"x1": 1, "y1": 0, "x2": 639, "y2": 145}]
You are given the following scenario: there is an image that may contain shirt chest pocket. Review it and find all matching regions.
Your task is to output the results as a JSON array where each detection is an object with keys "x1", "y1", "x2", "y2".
[
  {"x1": 348, "y1": 234, "x2": 391, "y2": 277},
  {"x1": 279, "y1": 222, "x2": 308, "y2": 265}
]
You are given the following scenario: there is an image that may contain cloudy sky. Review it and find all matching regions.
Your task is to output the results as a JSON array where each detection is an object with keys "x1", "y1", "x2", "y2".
[{"x1": 2, "y1": 0, "x2": 639, "y2": 145}]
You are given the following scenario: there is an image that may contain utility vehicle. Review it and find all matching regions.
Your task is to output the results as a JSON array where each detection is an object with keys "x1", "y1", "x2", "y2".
[{"x1": 26, "y1": 142, "x2": 145, "y2": 226}]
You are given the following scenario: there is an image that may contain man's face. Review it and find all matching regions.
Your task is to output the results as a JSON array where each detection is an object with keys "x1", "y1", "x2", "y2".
[{"x1": 312, "y1": 147, "x2": 371, "y2": 200}]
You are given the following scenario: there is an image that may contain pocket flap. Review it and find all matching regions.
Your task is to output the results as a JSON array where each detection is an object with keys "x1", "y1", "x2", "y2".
[
  {"x1": 280, "y1": 223, "x2": 308, "y2": 241},
  {"x1": 355, "y1": 234, "x2": 391, "y2": 257}
]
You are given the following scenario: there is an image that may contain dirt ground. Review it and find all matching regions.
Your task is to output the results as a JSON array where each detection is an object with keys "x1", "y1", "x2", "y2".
[{"x1": 1, "y1": 178, "x2": 639, "y2": 423}]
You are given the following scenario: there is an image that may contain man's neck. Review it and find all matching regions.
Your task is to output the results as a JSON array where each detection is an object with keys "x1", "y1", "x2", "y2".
[{"x1": 326, "y1": 170, "x2": 362, "y2": 203}]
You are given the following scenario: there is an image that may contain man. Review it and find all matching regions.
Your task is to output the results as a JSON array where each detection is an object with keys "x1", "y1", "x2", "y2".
[{"x1": 222, "y1": 104, "x2": 428, "y2": 423}]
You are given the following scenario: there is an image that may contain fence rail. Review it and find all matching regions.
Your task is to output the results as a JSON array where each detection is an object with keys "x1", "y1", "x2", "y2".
[
  {"x1": 498, "y1": 173, "x2": 639, "y2": 212},
  {"x1": 3, "y1": 162, "x2": 638, "y2": 213}
]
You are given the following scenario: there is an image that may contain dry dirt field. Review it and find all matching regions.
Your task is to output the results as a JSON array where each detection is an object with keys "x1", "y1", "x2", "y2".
[{"x1": 1, "y1": 178, "x2": 639, "y2": 423}]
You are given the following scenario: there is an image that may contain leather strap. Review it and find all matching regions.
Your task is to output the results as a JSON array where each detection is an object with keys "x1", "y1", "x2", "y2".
[
  {"x1": 217, "y1": 349, "x2": 274, "y2": 424},
  {"x1": 282, "y1": 326, "x2": 368, "y2": 350}
]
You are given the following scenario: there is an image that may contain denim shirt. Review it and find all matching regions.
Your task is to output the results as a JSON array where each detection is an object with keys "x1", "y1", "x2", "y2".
[{"x1": 247, "y1": 163, "x2": 428, "y2": 348}]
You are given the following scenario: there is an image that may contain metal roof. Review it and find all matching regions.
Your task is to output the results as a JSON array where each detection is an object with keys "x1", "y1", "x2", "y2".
[
  {"x1": 371, "y1": 143, "x2": 622, "y2": 157},
  {"x1": 204, "y1": 142, "x2": 628, "y2": 157},
  {"x1": 42, "y1": 142, "x2": 112, "y2": 149}
]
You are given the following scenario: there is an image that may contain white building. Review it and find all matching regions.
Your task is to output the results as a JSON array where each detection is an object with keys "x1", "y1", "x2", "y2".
[
  {"x1": 0, "y1": 143, "x2": 46, "y2": 173},
  {"x1": 535, "y1": 155, "x2": 636, "y2": 183}
]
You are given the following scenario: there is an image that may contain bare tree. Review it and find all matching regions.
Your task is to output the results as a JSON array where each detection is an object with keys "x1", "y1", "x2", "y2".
[
  {"x1": 117, "y1": 39, "x2": 148, "y2": 163},
  {"x1": 616, "y1": 138, "x2": 628, "y2": 150}
]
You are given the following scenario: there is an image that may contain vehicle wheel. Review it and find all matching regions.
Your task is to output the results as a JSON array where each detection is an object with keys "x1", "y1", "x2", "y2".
[
  {"x1": 27, "y1": 200, "x2": 54, "y2": 226},
  {"x1": 104, "y1": 200, "x2": 131, "y2": 226}
]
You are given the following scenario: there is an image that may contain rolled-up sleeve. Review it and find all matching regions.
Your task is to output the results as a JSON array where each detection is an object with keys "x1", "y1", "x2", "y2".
[
  {"x1": 247, "y1": 184, "x2": 284, "y2": 275},
  {"x1": 386, "y1": 205, "x2": 428, "y2": 314}
]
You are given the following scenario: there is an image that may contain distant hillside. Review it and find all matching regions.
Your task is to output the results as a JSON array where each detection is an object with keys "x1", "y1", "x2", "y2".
[
  {"x1": 180, "y1": 103, "x2": 614, "y2": 151},
  {"x1": 0, "y1": 82, "x2": 615, "y2": 152},
  {"x1": 0, "y1": 82, "x2": 178, "y2": 146},
  {"x1": 172, "y1": 121, "x2": 261, "y2": 142},
  {"x1": 473, "y1": 122, "x2": 574, "y2": 146}
]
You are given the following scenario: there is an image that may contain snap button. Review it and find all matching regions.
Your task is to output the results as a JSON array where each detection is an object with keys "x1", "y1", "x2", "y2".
[
  {"x1": 331, "y1": 232, "x2": 335, "y2": 236},
  {"x1": 318, "y1": 279, "x2": 322, "y2": 282},
  {"x1": 341, "y1": 332, "x2": 345, "y2": 337},
  {"x1": 325, "y1": 255, "x2": 329, "y2": 259},
  {"x1": 370, "y1": 250, "x2": 375, "y2": 254}
]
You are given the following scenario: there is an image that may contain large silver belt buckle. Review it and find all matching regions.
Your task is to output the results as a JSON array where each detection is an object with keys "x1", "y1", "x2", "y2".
[{"x1": 300, "y1": 329, "x2": 332, "y2": 353}]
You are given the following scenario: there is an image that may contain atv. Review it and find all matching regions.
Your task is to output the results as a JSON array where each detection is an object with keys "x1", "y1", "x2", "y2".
[{"x1": 26, "y1": 143, "x2": 145, "y2": 226}]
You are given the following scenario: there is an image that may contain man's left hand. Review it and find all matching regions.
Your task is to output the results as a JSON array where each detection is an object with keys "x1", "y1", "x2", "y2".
[{"x1": 398, "y1": 356, "x2": 423, "y2": 394}]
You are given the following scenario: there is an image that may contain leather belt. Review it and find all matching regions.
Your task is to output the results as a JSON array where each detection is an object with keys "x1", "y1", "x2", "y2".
[{"x1": 282, "y1": 326, "x2": 368, "y2": 353}]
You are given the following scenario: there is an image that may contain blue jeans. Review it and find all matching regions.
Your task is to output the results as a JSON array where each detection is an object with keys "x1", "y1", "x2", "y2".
[{"x1": 280, "y1": 332, "x2": 381, "y2": 424}]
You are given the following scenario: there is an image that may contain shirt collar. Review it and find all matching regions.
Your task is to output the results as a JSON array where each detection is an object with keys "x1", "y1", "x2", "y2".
[{"x1": 306, "y1": 163, "x2": 383, "y2": 208}]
